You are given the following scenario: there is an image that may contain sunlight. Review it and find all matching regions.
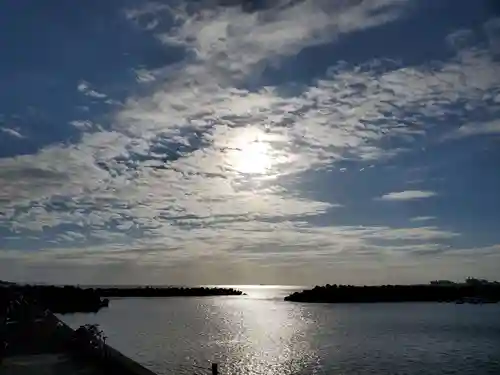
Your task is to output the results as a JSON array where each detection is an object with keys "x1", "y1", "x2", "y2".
[
  {"x1": 226, "y1": 131, "x2": 273, "y2": 175},
  {"x1": 233, "y1": 141, "x2": 271, "y2": 174},
  {"x1": 208, "y1": 295, "x2": 319, "y2": 375}
]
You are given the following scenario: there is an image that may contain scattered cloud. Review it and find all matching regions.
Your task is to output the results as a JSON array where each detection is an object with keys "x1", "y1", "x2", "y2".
[{"x1": 1, "y1": 1, "x2": 500, "y2": 283}]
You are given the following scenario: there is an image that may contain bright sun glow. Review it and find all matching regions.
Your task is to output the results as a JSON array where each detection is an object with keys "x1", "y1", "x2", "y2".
[
  {"x1": 231, "y1": 140, "x2": 272, "y2": 174},
  {"x1": 225, "y1": 130, "x2": 274, "y2": 175}
]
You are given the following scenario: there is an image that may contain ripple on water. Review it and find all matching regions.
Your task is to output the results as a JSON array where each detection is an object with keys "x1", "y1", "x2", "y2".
[{"x1": 61, "y1": 295, "x2": 500, "y2": 375}]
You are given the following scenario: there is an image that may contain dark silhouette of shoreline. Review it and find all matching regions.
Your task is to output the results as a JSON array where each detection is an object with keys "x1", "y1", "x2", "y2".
[
  {"x1": 96, "y1": 286, "x2": 244, "y2": 298},
  {"x1": 1, "y1": 285, "x2": 107, "y2": 314},
  {"x1": 284, "y1": 279, "x2": 500, "y2": 304},
  {"x1": 1, "y1": 293, "x2": 158, "y2": 374},
  {"x1": 1, "y1": 282, "x2": 244, "y2": 314}
]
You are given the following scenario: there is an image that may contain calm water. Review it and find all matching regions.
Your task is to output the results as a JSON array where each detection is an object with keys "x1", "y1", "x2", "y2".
[{"x1": 61, "y1": 286, "x2": 500, "y2": 375}]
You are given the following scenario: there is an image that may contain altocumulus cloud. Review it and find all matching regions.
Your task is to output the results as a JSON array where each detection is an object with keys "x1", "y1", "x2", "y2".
[{"x1": 1, "y1": 0, "x2": 500, "y2": 285}]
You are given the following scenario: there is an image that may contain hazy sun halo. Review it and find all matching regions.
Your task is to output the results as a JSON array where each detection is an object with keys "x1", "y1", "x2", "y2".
[
  {"x1": 225, "y1": 129, "x2": 274, "y2": 175},
  {"x1": 231, "y1": 140, "x2": 272, "y2": 174}
]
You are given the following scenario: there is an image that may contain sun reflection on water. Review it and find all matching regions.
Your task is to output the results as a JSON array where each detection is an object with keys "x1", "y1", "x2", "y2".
[{"x1": 208, "y1": 296, "x2": 320, "y2": 375}]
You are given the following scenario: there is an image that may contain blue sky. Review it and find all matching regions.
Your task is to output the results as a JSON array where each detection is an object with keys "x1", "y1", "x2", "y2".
[{"x1": 1, "y1": 0, "x2": 499, "y2": 285}]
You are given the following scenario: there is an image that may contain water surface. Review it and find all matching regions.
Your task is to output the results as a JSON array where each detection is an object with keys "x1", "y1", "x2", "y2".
[{"x1": 61, "y1": 286, "x2": 500, "y2": 375}]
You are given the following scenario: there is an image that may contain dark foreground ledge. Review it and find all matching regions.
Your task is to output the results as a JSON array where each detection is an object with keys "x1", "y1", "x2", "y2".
[
  {"x1": 284, "y1": 282, "x2": 500, "y2": 303},
  {"x1": 0, "y1": 296, "x2": 157, "y2": 375}
]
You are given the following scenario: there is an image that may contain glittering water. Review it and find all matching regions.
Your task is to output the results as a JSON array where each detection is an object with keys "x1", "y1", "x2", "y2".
[{"x1": 61, "y1": 286, "x2": 500, "y2": 375}]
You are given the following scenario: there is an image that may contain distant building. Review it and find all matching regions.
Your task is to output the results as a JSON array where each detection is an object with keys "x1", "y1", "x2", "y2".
[{"x1": 430, "y1": 280, "x2": 456, "y2": 286}]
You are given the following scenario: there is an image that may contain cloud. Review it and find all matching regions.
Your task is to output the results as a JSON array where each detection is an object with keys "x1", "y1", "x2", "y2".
[
  {"x1": 445, "y1": 29, "x2": 476, "y2": 51},
  {"x1": 69, "y1": 120, "x2": 99, "y2": 131},
  {"x1": 410, "y1": 216, "x2": 436, "y2": 222},
  {"x1": 1, "y1": 127, "x2": 25, "y2": 139},
  {"x1": 443, "y1": 119, "x2": 500, "y2": 140},
  {"x1": 1, "y1": 1, "x2": 500, "y2": 284},
  {"x1": 0, "y1": 131, "x2": 129, "y2": 207},
  {"x1": 77, "y1": 81, "x2": 107, "y2": 99},
  {"x1": 0, "y1": 221, "x2": 460, "y2": 267},
  {"x1": 158, "y1": 0, "x2": 411, "y2": 79},
  {"x1": 378, "y1": 190, "x2": 437, "y2": 201},
  {"x1": 133, "y1": 69, "x2": 157, "y2": 83},
  {"x1": 116, "y1": 25, "x2": 500, "y2": 174}
]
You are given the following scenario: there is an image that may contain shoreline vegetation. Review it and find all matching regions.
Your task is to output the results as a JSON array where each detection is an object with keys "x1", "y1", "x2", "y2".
[
  {"x1": 96, "y1": 286, "x2": 244, "y2": 298},
  {"x1": 0, "y1": 282, "x2": 244, "y2": 314},
  {"x1": 284, "y1": 278, "x2": 500, "y2": 304}
]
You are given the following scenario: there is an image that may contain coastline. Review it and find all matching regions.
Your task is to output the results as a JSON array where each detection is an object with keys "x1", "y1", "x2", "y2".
[
  {"x1": 284, "y1": 281, "x2": 500, "y2": 304},
  {"x1": 1, "y1": 282, "x2": 244, "y2": 314}
]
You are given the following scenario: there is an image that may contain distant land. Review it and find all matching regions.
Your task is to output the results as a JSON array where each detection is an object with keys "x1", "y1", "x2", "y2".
[
  {"x1": 95, "y1": 286, "x2": 245, "y2": 298},
  {"x1": 0, "y1": 282, "x2": 244, "y2": 314},
  {"x1": 284, "y1": 278, "x2": 500, "y2": 304}
]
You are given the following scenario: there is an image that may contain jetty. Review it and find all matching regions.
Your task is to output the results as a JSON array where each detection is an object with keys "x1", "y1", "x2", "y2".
[{"x1": 0, "y1": 291, "x2": 157, "y2": 375}]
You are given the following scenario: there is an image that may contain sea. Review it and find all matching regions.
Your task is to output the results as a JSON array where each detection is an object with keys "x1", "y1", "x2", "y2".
[{"x1": 60, "y1": 285, "x2": 500, "y2": 375}]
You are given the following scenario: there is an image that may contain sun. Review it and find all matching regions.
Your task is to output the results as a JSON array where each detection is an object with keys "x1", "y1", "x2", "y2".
[
  {"x1": 232, "y1": 140, "x2": 272, "y2": 174},
  {"x1": 225, "y1": 131, "x2": 273, "y2": 175}
]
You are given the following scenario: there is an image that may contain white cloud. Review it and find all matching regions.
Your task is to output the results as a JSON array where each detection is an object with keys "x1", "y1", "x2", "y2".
[
  {"x1": 1, "y1": 1, "x2": 500, "y2": 284},
  {"x1": 69, "y1": 120, "x2": 96, "y2": 131},
  {"x1": 410, "y1": 216, "x2": 436, "y2": 222},
  {"x1": 0, "y1": 131, "x2": 130, "y2": 208},
  {"x1": 124, "y1": 2, "x2": 171, "y2": 22},
  {"x1": 1, "y1": 127, "x2": 25, "y2": 139},
  {"x1": 117, "y1": 35, "x2": 500, "y2": 174},
  {"x1": 378, "y1": 190, "x2": 437, "y2": 201},
  {"x1": 134, "y1": 68, "x2": 157, "y2": 83},
  {"x1": 0, "y1": 222, "x2": 460, "y2": 267},
  {"x1": 159, "y1": 0, "x2": 410, "y2": 79},
  {"x1": 443, "y1": 119, "x2": 500, "y2": 140},
  {"x1": 77, "y1": 81, "x2": 107, "y2": 99}
]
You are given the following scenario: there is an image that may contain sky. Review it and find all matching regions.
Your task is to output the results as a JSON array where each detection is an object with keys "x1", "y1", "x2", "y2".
[{"x1": 1, "y1": 0, "x2": 500, "y2": 286}]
